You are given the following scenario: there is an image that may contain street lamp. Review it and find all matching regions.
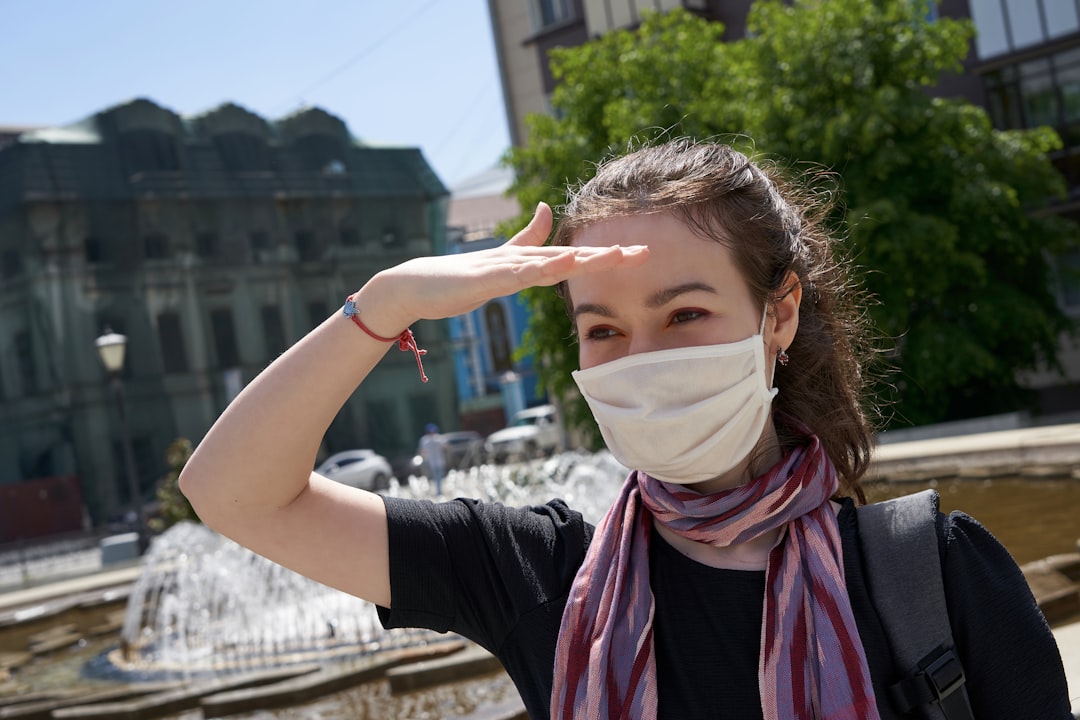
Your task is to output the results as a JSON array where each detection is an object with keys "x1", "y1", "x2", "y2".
[{"x1": 95, "y1": 327, "x2": 147, "y2": 554}]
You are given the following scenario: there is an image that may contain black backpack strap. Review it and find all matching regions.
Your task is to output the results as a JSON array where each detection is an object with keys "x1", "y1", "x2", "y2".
[{"x1": 856, "y1": 489, "x2": 974, "y2": 720}]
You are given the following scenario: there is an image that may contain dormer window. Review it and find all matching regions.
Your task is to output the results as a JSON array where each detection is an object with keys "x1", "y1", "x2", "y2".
[{"x1": 120, "y1": 130, "x2": 179, "y2": 173}]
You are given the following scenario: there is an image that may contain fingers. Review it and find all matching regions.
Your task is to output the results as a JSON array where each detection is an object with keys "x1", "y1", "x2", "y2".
[
  {"x1": 509, "y1": 244, "x2": 649, "y2": 288},
  {"x1": 505, "y1": 202, "x2": 554, "y2": 247}
]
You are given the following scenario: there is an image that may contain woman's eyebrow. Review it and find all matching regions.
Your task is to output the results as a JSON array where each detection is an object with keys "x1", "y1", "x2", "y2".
[
  {"x1": 646, "y1": 282, "x2": 718, "y2": 308},
  {"x1": 572, "y1": 302, "x2": 614, "y2": 321},
  {"x1": 572, "y1": 282, "x2": 718, "y2": 322}
]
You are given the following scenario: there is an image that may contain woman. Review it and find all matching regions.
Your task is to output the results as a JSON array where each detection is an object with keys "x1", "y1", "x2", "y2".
[{"x1": 180, "y1": 139, "x2": 1071, "y2": 718}]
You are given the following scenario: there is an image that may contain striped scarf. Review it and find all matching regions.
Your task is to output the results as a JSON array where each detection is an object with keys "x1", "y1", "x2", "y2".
[{"x1": 551, "y1": 435, "x2": 880, "y2": 719}]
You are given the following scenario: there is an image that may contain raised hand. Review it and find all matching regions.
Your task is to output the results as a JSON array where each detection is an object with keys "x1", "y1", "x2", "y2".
[{"x1": 356, "y1": 202, "x2": 649, "y2": 336}]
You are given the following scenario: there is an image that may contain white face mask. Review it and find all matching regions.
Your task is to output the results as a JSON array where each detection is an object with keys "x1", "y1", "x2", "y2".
[{"x1": 571, "y1": 311, "x2": 776, "y2": 485}]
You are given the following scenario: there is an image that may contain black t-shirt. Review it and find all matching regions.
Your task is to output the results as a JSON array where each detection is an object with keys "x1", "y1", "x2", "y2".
[{"x1": 377, "y1": 496, "x2": 1072, "y2": 719}]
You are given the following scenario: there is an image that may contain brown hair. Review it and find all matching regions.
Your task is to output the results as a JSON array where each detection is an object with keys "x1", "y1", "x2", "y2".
[{"x1": 552, "y1": 138, "x2": 879, "y2": 501}]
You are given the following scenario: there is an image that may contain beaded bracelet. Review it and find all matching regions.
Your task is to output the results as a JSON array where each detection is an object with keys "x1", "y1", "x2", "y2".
[{"x1": 343, "y1": 296, "x2": 428, "y2": 382}]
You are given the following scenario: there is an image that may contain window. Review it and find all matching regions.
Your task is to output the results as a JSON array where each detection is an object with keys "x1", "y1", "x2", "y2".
[
  {"x1": 145, "y1": 233, "x2": 170, "y2": 260},
  {"x1": 157, "y1": 312, "x2": 188, "y2": 374},
  {"x1": 984, "y1": 48, "x2": 1080, "y2": 133},
  {"x1": 1059, "y1": 250, "x2": 1080, "y2": 308},
  {"x1": 84, "y1": 236, "x2": 106, "y2": 263},
  {"x1": 1046, "y1": 0, "x2": 1080, "y2": 39},
  {"x1": 295, "y1": 230, "x2": 320, "y2": 261},
  {"x1": 971, "y1": 0, "x2": 1080, "y2": 58},
  {"x1": 1021, "y1": 59, "x2": 1058, "y2": 128},
  {"x1": 195, "y1": 232, "x2": 218, "y2": 259},
  {"x1": 1005, "y1": 0, "x2": 1043, "y2": 48},
  {"x1": 261, "y1": 305, "x2": 287, "y2": 359},
  {"x1": 210, "y1": 309, "x2": 240, "y2": 369},
  {"x1": 120, "y1": 130, "x2": 179, "y2": 173},
  {"x1": 485, "y1": 302, "x2": 513, "y2": 372},
  {"x1": 307, "y1": 301, "x2": 329, "y2": 329},
  {"x1": 14, "y1": 330, "x2": 36, "y2": 395},
  {"x1": 294, "y1": 134, "x2": 348, "y2": 173},
  {"x1": 250, "y1": 231, "x2": 271, "y2": 252},
  {"x1": 340, "y1": 226, "x2": 360, "y2": 247},
  {"x1": 250, "y1": 231, "x2": 272, "y2": 263},
  {"x1": 530, "y1": 0, "x2": 572, "y2": 31},
  {"x1": 3, "y1": 250, "x2": 22, "y2": 279},
  {"x1": 366, "y1": 399, "x2": 399, "y2": 453},
  {"x1": 214, "y1": 132, "x2": 271, "y2": 173}
]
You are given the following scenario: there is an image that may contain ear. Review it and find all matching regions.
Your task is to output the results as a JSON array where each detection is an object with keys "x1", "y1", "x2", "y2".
[{"x1": 770, "y1": 270, "x2": 802, "y2": 356}]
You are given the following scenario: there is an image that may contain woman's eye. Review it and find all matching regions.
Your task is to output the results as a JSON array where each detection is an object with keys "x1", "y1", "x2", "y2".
[
  {"x1": 671, "y1": 309, "x2": 705, "y2": 324},
  {"x1": 583, "y1": 326, "x2": 618, "y2": 341}
]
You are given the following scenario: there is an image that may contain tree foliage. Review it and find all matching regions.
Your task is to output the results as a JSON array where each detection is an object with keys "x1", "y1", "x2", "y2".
[
  {"x1": 148, "y1": 437, "x2": 200, "y2": 532},
  {"x1": 505, "y1": 0, "x2": 1077, "y2": 436}
]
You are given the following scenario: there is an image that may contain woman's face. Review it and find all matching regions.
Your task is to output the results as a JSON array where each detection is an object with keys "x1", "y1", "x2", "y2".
[{"x1": 566, "y1": 212, "x2": 764, "y2": 371}]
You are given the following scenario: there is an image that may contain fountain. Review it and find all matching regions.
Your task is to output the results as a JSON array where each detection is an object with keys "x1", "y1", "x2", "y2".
[{"x1": 104, "y1": 450, "x2": 626, "y2": 684}]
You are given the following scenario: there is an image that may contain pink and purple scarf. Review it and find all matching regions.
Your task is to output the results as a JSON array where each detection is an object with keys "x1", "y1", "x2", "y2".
[{"x1": 551, "y1": 435, "x2": 880, "y2": 719}]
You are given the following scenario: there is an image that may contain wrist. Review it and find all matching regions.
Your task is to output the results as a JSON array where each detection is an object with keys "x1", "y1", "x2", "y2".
[
  {"x1": 348, "y1": 272, "x2": 416, "y2": 338},
  {"x1": 344, "y1": 275, "x2": 429, "y2": 383}
]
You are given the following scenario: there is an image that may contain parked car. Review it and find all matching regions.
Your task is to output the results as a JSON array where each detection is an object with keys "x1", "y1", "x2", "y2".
[
  {"x1": 440, "y1": 431, "x2": 486, "y2": 469},
  {"x1": 485, "y1": 405, "x2": 563, "y2": 463},
  {"x1": 315, "y1": 449, "x2": 393, "y2": 492}
]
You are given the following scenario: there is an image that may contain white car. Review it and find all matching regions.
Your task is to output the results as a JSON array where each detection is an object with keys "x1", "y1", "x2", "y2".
[
  {"x1": 315, "y1": 449, "x2": 393, "y2": 492},
  {"x1": 485, "y1": 405, "x2": 563, "y2": 463}
]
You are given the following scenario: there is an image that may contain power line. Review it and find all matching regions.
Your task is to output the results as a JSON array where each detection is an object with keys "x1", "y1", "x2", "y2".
[{"x1": 276, "y1": 0, "x2": 444, "y2": 113}]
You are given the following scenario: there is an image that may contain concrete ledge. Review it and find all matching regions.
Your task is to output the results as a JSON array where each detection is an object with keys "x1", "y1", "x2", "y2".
[
  {"x1": 869, "y1": 423, "x2": 1080, "y2": 479},
  {"x1": 387, "y1": 643, "x2": 502, "y2": 694},
  {"x1": 199, "y1": 642, "x2": 466, "y2": 717},
  {"x1": 0, "y1": 683, "x2": 180, "y2": 720},
  {"x1": 49, "y1": 669, "x2": 312, "y2": 719}
]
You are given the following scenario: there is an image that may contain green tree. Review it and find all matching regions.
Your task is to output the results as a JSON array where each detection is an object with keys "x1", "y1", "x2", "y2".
[
  {"x1": 148, "y1": 437, "x2": 200, "y2": 532},
  {"x1": 507, "y1": 1, "x2": 1077, "y2": 437}
]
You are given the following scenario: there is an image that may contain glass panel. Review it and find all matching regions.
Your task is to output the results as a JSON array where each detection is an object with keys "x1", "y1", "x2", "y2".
[
  {"x1": 1022, "y1": 72, "x2": 1060, "y2": 127},
  {"x1": 261, "y1": 305, "x2": 287, "y2": 359},
  {"x1": 1059, "y1": 250, "x2": 1080, "y2": 308},
  {"x1": 307, "y1": 301, "x2": 329, "y2": 329},
  {"x1": 1056, "y1": 46, "x2": 1080, "y2": 68},
  {"x1": 1044, "y1": 0, "x2": 1080, "y2": 38},
  {"x1": 157, "y1": 313, "x2": 188, "y2": 374},
  {"x1": 210, "y1": 309, "x2": 240, "y2": 369},
  {"x1": 984, "y1": 71, "x2": 1025, "y2": 129},
  {"x1": 1004, "y1": 0, "x2": 1044, "y2": 49},
  {"x1": 1058, "y1": 62, "x2": 1080, "y2": 124},
  {"x1": 969, "y1": 0, "x2": 1011, "y2": 57}
]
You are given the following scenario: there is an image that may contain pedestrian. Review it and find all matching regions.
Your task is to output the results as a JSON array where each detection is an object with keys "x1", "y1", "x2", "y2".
[
  {"x1": 180, "y1": 138, "x2": 1072, "y2": 718},
  {"x1": 418, "y1": 423, "x2": 446, "y2": 495}
]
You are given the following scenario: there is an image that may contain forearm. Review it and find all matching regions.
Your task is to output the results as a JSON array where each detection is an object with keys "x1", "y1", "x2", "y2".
[{"x1": 180, "y1": 275, "x2": 412, "y2": 521}]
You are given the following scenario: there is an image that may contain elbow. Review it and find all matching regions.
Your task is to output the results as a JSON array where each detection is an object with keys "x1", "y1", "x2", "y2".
[{"x1": 178, "y1": 462, "x2": 217, "y2": 525}]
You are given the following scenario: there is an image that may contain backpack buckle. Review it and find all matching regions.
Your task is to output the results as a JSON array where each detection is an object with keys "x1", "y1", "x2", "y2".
[
  {"x1": 922, "y1": 647, "x2": 965, "y2": 701},
  {"x1": 888, "y1": 645, "x2": 970, "y2": 717}
]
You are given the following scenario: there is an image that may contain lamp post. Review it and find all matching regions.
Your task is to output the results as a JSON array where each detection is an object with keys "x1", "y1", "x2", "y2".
[{"x1": 95, "y1": 327, "x2": 147, "y2": 554}]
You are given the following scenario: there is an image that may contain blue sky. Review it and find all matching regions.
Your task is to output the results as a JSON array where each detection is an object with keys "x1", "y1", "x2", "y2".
[{"x1": 1, "y1": 0, "x2": 511, "y2": 187}]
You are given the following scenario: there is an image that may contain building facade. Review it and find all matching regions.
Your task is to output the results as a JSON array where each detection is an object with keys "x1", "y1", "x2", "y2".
[
  {"x1": 0, "y1": 98, "x2": 455, "y2": 526},
  {"x1": 445, "y1": 165, "x2": 544, "y2": 437}
]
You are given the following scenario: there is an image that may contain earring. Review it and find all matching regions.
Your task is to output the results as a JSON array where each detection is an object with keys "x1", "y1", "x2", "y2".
[{"x1": 777, "y1": 348, "x2": 790, "y2": 367}]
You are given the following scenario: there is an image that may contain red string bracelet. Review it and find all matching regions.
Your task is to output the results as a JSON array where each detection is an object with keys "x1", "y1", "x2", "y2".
[{"x1": 342, "y1": 297, "x2": 428, "y2": 383}]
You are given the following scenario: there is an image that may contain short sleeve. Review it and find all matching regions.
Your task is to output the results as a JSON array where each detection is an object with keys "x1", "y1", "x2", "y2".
[
  {"x1": 376, "y1": 495, "x2": 591, "y2": 654},
  {"x1": 941, "y1": 510, "x2": 1073, "y2": 718}
]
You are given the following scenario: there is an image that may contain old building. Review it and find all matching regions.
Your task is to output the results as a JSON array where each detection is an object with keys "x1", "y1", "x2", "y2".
[{"x1": 0, "y1": 98, "x2": 453, "y2": 527}]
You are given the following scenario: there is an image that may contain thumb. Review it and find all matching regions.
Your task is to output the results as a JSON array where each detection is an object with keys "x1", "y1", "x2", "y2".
[{"x1": 506, "y1": 202, "x2": 554, "y2": 247}]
